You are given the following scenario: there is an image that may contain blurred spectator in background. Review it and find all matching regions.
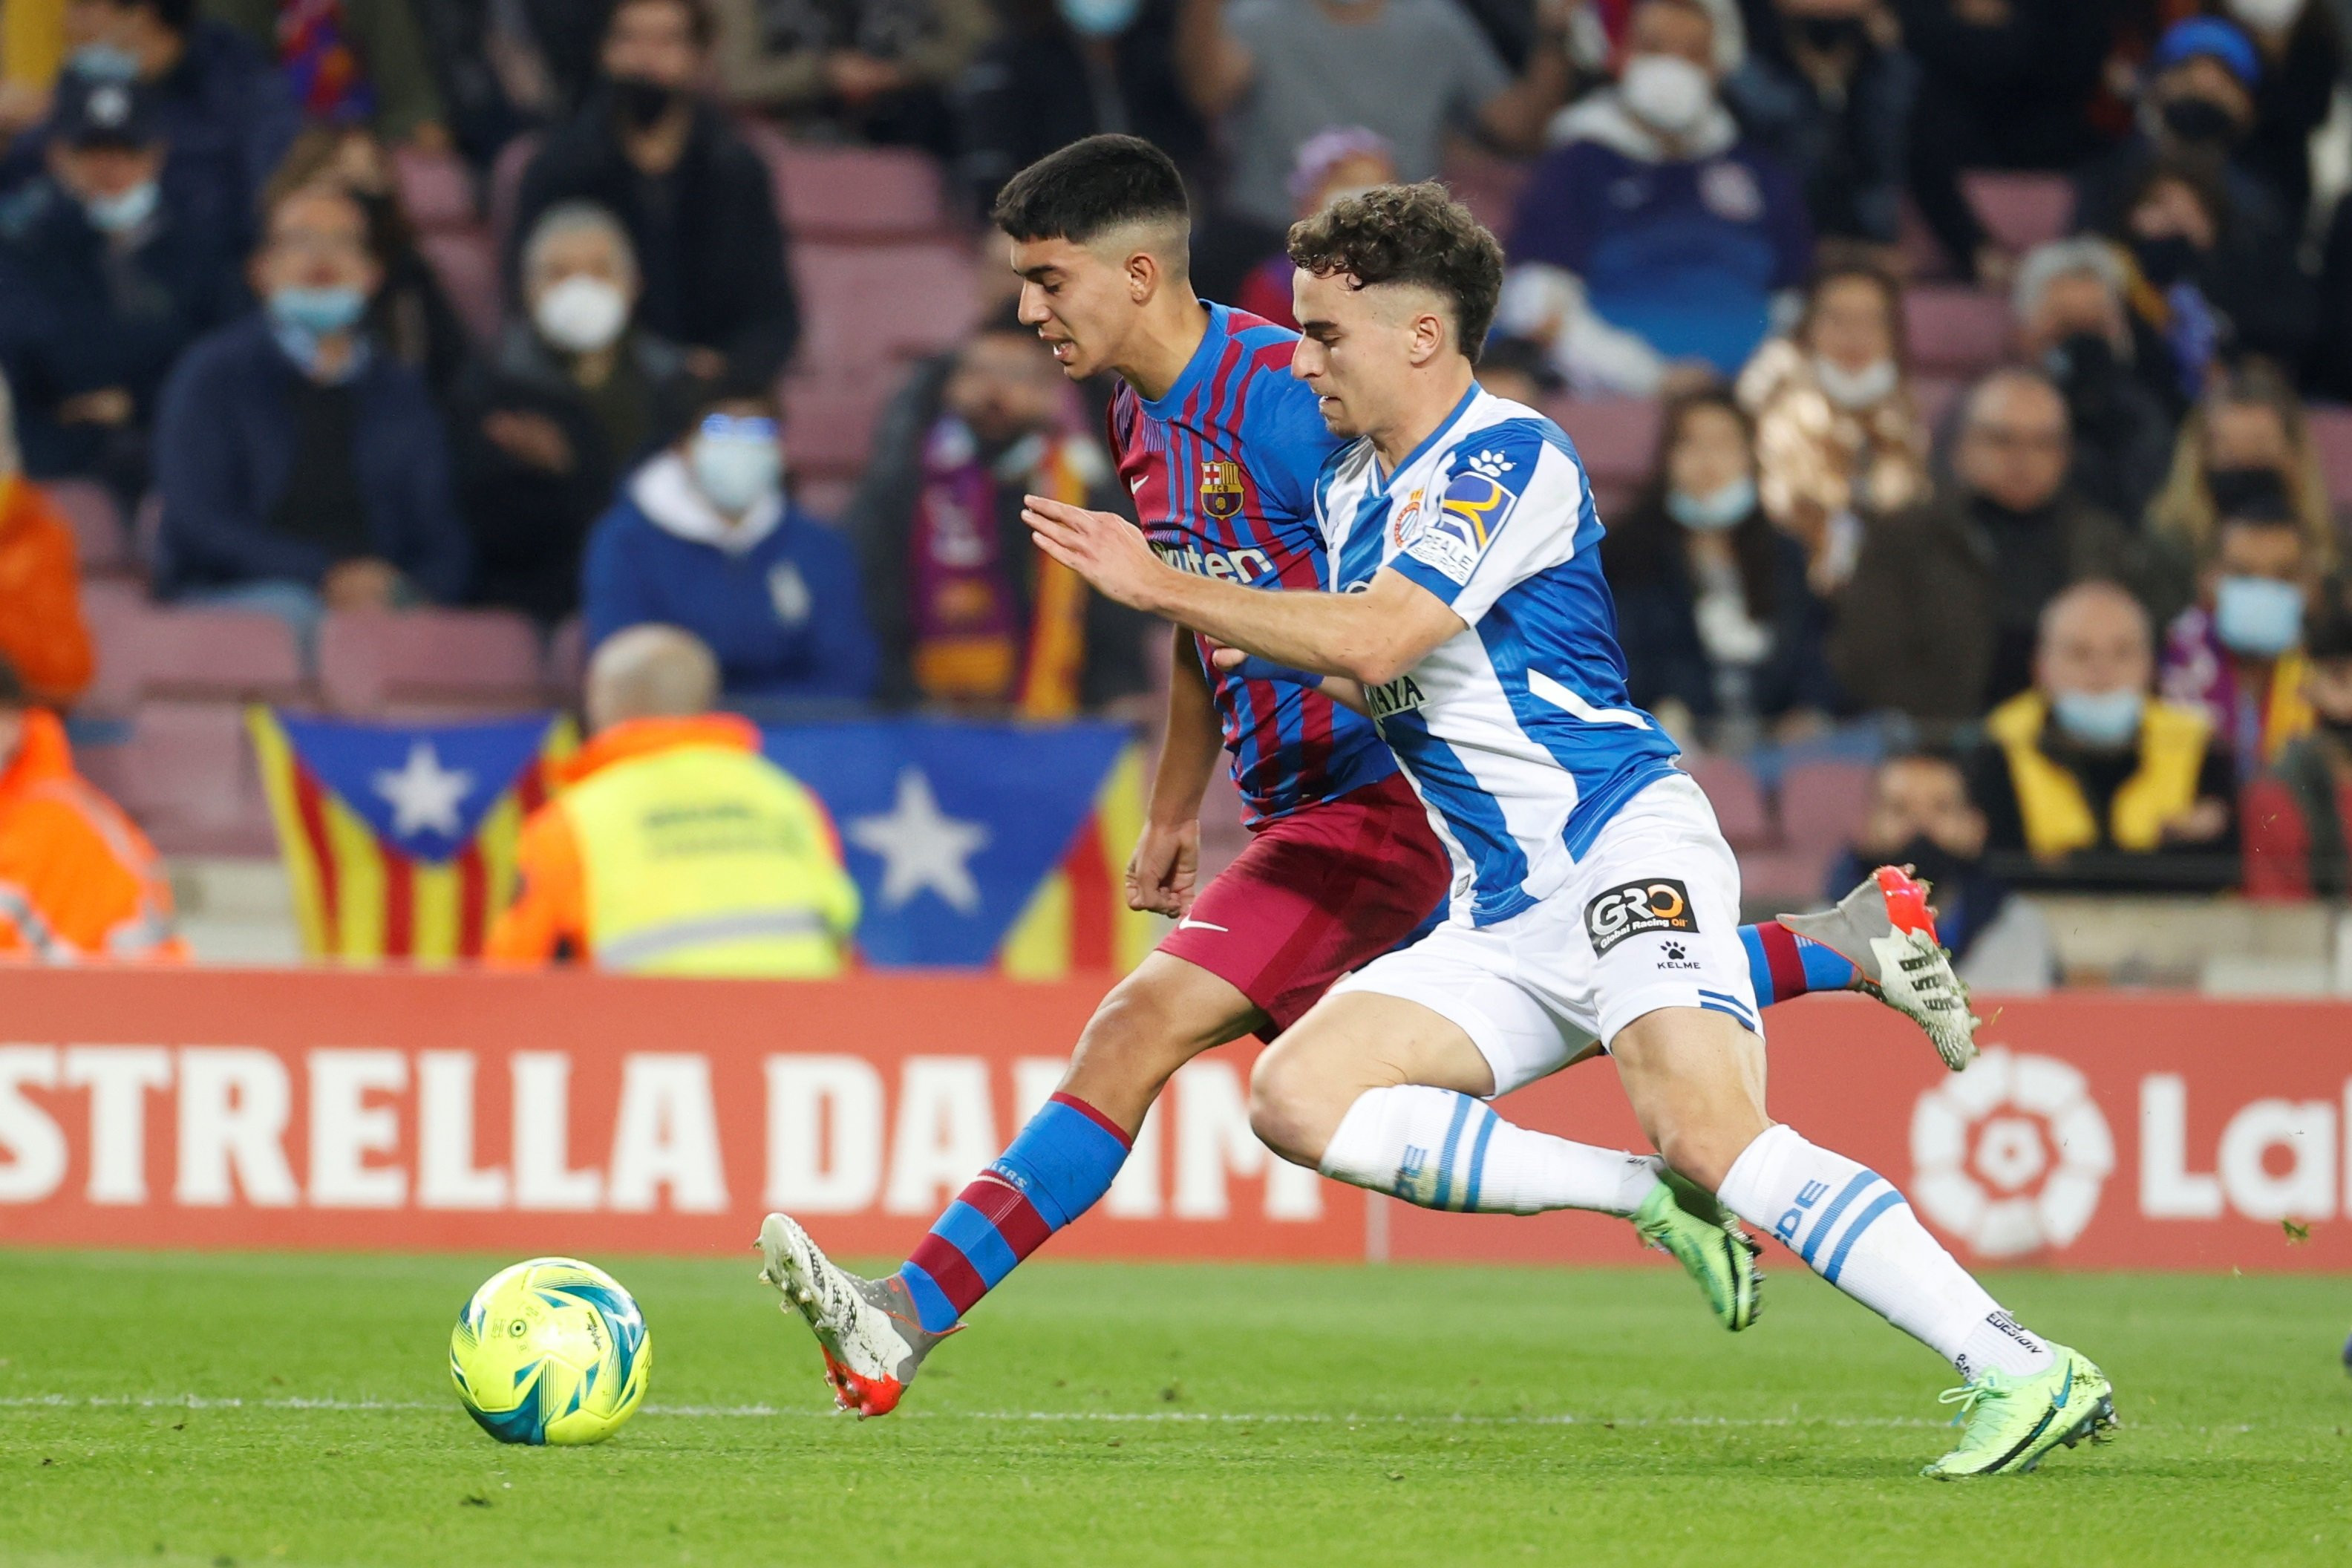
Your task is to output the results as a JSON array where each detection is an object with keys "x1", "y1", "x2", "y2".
[
  {"x1": 267, "y1": 123, "x2": 466, "y2": 395},
  {"x1": 1722, "y1": 0, "x2": 1915, "y2": 253},
  {"x1": 1970, "y1": 579, "x2": 2237, "y2": 891},
  {"x1": 7, "y1": 0, "x2": 301, "y2": 249},
  {"x1": 2304, "y1": 180, "x2": 2352, "y2": 401},
  {"x1": 2158, "y1": 478, "x2": 2315, "y2": 784},
  {"x1": 2009, "y1": 237, "x2": 2175, "y2": 524},
  {"x1": 1898, "y1": 0, "x2": 2111, "y2": 282},
  {"x1": 849, "y1": 304, "x2": 1154, "y2": 716},
  {"x1": 1474, "y1": 330, "x2": 1560, "y2": 406},
  {"x1": 710, "y1": 0, "x2": 991, "y2": 156},
  {"x1": 2221, "y1": 0, "x2": 2343, "y2": 234},
  {"x1": 0, "y1": 0, "x2": 67, "y2": 140},
  {"x1": 1734, "y1": 258, "x2": 1927, "y2": 592},
  {"x1": 1232, "y1": 127, "x2": 1396, "y2": 331},
  {"x1": 510, "y1": 0, "x2": 798, "y2": 388},
  {"x1": 409, "y1": 0, "x2": 578, "y2": 166},
  {"x1": 583, "y1": 384, "x2": 876, "y2": 707},
  {"x1": 152, "y1": 180, "x2": 468, "y2": 637},
  {"x1": 1826, "y1": 749, "x2": 2055, "y2": 991},
  {"x1": 1602, "y1": 388, "x2": 1837, "y2": 750},
  {"x1": 0, "y1": 74, "x2": 238, "y2": 500},
  {"x1": 452, "y1": 202, "x2": 695, "y2": 627},
  {"x1": 956, "y1": 0, "x2": 1207, "y2": 218},
  {"x1": 1500, "y1": 0, "x2": 1809, "y2": 393},
  {"x1": 201, "y1": 0, "x2": 450, "y2": 149},
  {"x1": 0, "y1": 373, "x2": 94, "y2": 708},
  {"x1": 0, "y1": 651, "x2": 184, "y2": 960},
  {"x1": 1176, "y1": 0, "x2": 1569, "y2": 264},
  {"x1": 1833, "y1": 368, "x2": 2148, "y2": 725},
  {"x1": 2074, "y1": 23, "x2": 2311, "y2": 375},
  {"x1": 2143, "y1": 357, "x2": 2333, "y2": 619},
  {"x1": 2241, "y1": 598, "x2": 2352, "y2": 899},
  {"x1": 489, "y1": 623, "x2": 860, "y2": 976}
]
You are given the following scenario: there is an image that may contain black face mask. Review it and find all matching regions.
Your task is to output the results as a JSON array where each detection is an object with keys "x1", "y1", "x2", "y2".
[
  {"x1": 2045, "y1": 330, "x2": 2117, "y2": 390},
  {"x1": 2206, "y1": 465, "x2": 2288, "y2": 516},
  {"x1": 1794, "y1": 15, "x2": 1866, "y2": 50},
  {"x1": 2133, "y1": 233, "x2": 2201, "y2": 288},
  {"x1": 2161, "y1": 95, "x2": 2238, "y2": 148},
  {"x1": 610, "y1": 75, "x2": 681, "y2": 131},
  {"x1": 1879, "y1": 834, "x2": 1975, "y2": 900}
]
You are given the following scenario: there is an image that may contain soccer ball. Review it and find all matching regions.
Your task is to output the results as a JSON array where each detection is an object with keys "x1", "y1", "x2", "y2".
[{"x1": 450, "y1": 1257, "x2": 651, "y2": 1446}]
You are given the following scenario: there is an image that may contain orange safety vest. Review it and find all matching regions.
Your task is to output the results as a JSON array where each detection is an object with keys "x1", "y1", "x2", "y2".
[{"x1": 0, "y1": 709, "x2": 186, "y2": 960}]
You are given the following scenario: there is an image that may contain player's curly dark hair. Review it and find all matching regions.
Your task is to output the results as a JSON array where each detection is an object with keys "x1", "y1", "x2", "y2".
[{"x1": 1285, "y1": 182, "x2": 1503, "y2": 365}]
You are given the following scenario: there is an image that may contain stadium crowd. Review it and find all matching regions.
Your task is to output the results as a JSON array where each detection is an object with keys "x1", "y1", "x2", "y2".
[{"x1": 10, "y1": 0, "x2": 2352, "y2": 967}]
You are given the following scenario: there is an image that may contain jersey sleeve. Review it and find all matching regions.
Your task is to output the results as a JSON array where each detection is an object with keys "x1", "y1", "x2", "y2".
[
  {"x1": 1237, "y1": 368, "x2": 1340, "y2": 528},
  {"x1": 1385, "y1": 422, "x2": 1587, "y2": 625}
]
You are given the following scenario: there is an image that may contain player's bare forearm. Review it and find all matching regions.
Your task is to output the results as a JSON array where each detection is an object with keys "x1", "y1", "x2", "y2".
[{"x1": 1149, "y1": 625, "x2": 1222, "y2": 826}]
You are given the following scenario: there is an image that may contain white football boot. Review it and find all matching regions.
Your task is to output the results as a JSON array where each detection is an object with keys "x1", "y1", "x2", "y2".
[
  {"x1": 1780, "y1": 865, "x2": 1981, "y2": 1071},
  {"x1": 756, "y1": 1212, "x2": 951, "y2": 1417}
]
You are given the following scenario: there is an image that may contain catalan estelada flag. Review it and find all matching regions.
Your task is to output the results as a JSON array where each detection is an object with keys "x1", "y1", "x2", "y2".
[{"x1": 248, "y1": 709, "x2": 575, "y2": 964}]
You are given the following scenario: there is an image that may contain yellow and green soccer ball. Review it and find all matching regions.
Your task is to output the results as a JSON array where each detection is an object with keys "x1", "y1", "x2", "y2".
[{"x1": 450, "y1": 1258, "x2": 651, "y2": 1446}]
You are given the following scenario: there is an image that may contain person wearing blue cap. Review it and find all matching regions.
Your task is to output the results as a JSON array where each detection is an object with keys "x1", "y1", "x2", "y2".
[{"x1": 2213, "y1": 0, "x2": 2346, "y2": 235}]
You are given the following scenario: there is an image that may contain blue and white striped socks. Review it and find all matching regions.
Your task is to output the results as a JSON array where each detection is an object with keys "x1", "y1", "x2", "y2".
[
  {"x1": 1319, "y1": 1085, "x2": 1662, "y2": 1217},
  {"x1": 1716, "y1": 1125, "x2": 2053, "y2": 1379}
]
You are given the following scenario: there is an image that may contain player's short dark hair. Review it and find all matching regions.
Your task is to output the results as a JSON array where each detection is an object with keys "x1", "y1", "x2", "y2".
[
  {"x1": 608, "y1": 0, "x2": 715, "y2": 49},
  {"x1": 1286, "y1": 182, "x2": 1503, "y2": 365},
  {"x1": 991, "y1": 135, "x2": 1189, "y2": 252}
]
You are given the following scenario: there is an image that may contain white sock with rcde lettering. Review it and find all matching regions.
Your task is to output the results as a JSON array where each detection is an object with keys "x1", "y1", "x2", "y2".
[
  {"x1": 1715, "y1": 1125, "x2": 2053, "y2": 1379},
  {"x1": 1319, "y1": 1085, "x2": 1662, "y2": 1216}
]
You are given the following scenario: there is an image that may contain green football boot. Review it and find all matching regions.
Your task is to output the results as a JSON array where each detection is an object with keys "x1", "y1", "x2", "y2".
[
  {"x1": 1921, "y1": 1344, "x2": 2118, "y2": 1478},
  {"x1": 1632, "y1": 1178, "x2": 1762, "y2": 1331}
]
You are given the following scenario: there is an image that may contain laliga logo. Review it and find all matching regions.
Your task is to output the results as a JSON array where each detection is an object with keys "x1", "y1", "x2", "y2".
[{"x1": 1909, "y1": 1047, "x2": 2115, "y2": 1258}]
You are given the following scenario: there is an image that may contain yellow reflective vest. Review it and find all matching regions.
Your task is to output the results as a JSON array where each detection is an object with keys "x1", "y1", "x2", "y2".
[{"x1": 1984, "y1": 690, "x2": 2212, "y2": 861}]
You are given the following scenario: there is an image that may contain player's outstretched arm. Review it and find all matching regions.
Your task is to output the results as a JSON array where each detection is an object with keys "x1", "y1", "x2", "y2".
[
  {"x1": 1129, "y1": 626, "x2": 1218, "y2": 918},
  {"x1": 1206, "y1": 645, "x2": 1370, "y2": 716},
  {"x1": 1025, "y1": 494, "x2": 1462, "y2": 687}
]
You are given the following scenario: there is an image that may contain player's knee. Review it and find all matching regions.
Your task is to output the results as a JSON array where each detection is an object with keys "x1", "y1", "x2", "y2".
[
  {"x1": 1247, "y1": 1044, "x2": 1335, "y2": 1167},
  {"x1": 1065, "y1": 972, "x2": 1219, "y2": 1101},
  {"x1": 1653, "y1": 1123, "x2": 1750, "y2": 1195}
]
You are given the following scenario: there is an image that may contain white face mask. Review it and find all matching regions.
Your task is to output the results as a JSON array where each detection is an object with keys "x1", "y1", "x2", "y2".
[
  {"x1": 2227, "y1": 0, "x2": 2304, "y2": 32},
  {"x1": 1620, "y1": 53, "x2": 1713, "y2": 137},
  {"x1": 1812, "y1": 354, "x2": 1898, "y2": 410},
  {"x1": 690, "y1": 431, "x2": 784, "y2": 515},
  {"x1": 534, "y1": 275, "x2": 630, "y2": 354}
]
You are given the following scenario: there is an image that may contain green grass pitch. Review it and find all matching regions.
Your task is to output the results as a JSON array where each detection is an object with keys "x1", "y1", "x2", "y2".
[{"x1": 2, "y1": 1248, "x2": 2348, "y2": 1566}]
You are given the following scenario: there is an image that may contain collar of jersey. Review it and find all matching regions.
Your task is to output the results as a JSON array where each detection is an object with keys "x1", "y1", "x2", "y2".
[
  {"x1": 1371, "y1": 382, "x2": 1483, "y2": 494},
  {"x1": 1136, "y1": 301, "x2": 1233, "y2": 422}
]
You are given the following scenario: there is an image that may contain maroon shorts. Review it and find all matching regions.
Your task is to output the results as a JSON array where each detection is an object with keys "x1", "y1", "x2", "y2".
[{"x1": 1160, "y1": 771, "x2": 1454, "y2": 1033}]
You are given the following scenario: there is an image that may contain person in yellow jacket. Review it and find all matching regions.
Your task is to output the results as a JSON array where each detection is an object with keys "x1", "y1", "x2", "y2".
[
  {"x1": 1966, "y1": 580, "x2": 2238, "y2": 892},
  {"x1": 488, "y1": 624, "x2": 859, "y2": 976}
]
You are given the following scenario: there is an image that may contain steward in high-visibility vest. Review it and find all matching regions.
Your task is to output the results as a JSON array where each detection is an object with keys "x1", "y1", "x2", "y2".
[
  {"x1": 1983, "y1": 690, "x2": 2213, "y2": 860},
  {"x1": 489, "y1": 627, "x2": 858, "y2": 976}
]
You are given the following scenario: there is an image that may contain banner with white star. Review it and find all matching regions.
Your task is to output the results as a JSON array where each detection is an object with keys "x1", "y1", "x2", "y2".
[{"x1": 248, "y1": 709, "x2": 574, "y2": 964}]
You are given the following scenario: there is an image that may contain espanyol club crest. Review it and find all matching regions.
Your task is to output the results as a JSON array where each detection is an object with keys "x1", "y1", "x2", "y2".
[{"x1": 1200, "y1": 458, "x2": 1246, "y2": 520}]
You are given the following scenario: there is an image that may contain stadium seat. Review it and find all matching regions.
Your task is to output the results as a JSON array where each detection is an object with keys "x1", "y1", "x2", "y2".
[
  {"x1": 782, "y1": 370, "x2": 901, "y2": 479},
  {"x1": 317, "y1": 609, "x2": 546, "y2": 715},
  {"x1": 545, "y1": 615, "x2": 587, "y2": 698},
  {"x1": 1775, "y1": 758, "x2": 1875, "y2": 853},
  {"x1": 1439, "y1": 145, "x2": 1532, "y2": 241},
  {"x1": 1682, "y1": 754, "x2": 1771, "y2": 849},
  {"x1": 1903, "y1": 285, "x2": 2011, "y2": 379},
  {"x1": 47, "y1": 479, "x2": 130, "y2": 576},
  {"x1": 1545, "y1": 397, "x2": 1662, "y2": 490},
  {"x1": 417, "y1": 230, "x2": 502, "y2": 346},
  {"x1": 103, "y1": 699, "x2": 277, "y2": 856},
  {"x1": 794, "y1": 475, "x2": 858, "y2": 520},
  {"x1": 2305, "y1": 405, "x2": 2352, "y2": 507},
  {"x1": 391, "y1": 146, "x2": 478, "y2": 233},
  {"x1": 1736, "y1": 846, "x2": 1832, "y2": 909},
  {"x1": 85, "y1": 605, "x2": 307, "y2": 713},
  {"x1": 1960, "y1": 172, "x2": 2074, "y2": 255},
  {"x1": 792, "y1": 242, "x2": 979, "y2": 377},
  {"x1": 752, "y1": 130, "x2": 947, "y2": 242},
  {"x1": 1912, "y1": 374, "x2": 1964, "y2": 433}
]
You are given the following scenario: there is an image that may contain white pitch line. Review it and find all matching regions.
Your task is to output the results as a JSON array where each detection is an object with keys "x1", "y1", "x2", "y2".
[{"x1": 0, "y1": 1394, "x2": 1938, "y2": 1428}]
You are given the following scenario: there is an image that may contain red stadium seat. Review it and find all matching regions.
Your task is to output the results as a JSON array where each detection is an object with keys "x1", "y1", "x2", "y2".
[
  {"x1": 104, "y1": 699, "x2": 277, "y2": 856},
  {"x1": 782, "y1": 370, "x2": 901, "y2": 477},
  {"x1": 1776, "y1": 759, "x2": 1876, "y2": 853},
  {"x1": 1903, "y1": 285, "x2": 2012, "y2": 379},
  {"x1": 545, "y1": 615, "x2": 587, "y2": 698},
  {"x1": 391, "y1": 145, "x2": 478, "y2": 233},
  {"x1": 85, "y1": 605, "x2": 307, "y2": 713},
  {"x1": 417, "y1": 230, "x2": 502, "y2": 346},
  {"x1": 317, "y1": 609, "x2": 546, "y2": 715},
  {"x1": 1911, "y1": 374, "x2": 1964, "y2": 432},
  {"x1": 46, "y1": 479, "x2": 130, "y2": 576},
  {"x1": 1961, "y1": 172, "x2": 2074, "y2": 255},
  {"x1": 791, "y1": 242, "x2": 980, "y2": 378},
  {"x1": 2305, "y1": 405, "x2": 2352, "y2": 507},
  {"x1": 1737, "y1": 846, "x2": 1832, "y2": 909},
  {"x1": 1544, "y1": 397, "x2": 1662, "y2": 490},
  {"x1": 753, "y1": 130, "x2": 947, "y2": 241},
  {"x1": 793, "y1": 475, "x2": 858, "y2": 520},
  {"x1": 1682, "y1": 754, "x2": 1772, "y2": 849}
]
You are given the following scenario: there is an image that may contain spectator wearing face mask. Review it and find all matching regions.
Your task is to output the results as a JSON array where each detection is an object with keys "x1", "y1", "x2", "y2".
[
  {"x1": 2241, "y1": 599, "x2": 2352, "y2": 899},
  {"x1": 1499, "y1": 0, "x2": 1811, "y2": 394},
  {"x1": 1896, "y1": 0, "x2": 2113, "y2": 284},
  {"x1": 0, "y1": 73, "x2": 238, "y2": 500},
  {"x1": 582, "y1": 387, "x2": 877, "y2": 708},
  {"x1": 2143, "y1": 357, "x2": 2333, "y2": 618},
  {"x1": 1733, "y1": 258, "x2": 1927, "y2": 594},
  {"x1": 152, "y1": 180, "x2": 468, "y2": 638},
  {"x1": 2209, "y1": 0, "x2": 2342, "y2": 236},
  {"x1": 1601, "y1": 388, "x2": 1837, "y2": 752},
  {"x1": 4, "y1": 0, "x2": 300, "y2": 251},
  {"x1": 2157, "y1": 482, "x2": 2315, "y2": 785},
  {"x1": 708, "y1": 0, "x2": 991, "y2": 154},
  {"x1": 956, "y1": 0, "x2": 1207, "y2": 219},
  {"x1": 1232, "y1": 128, "x2": 1396, "y2": 332},
  {"x1": 1967, "y1": 578, "x2": 2237, "y2": 892},
  {"x1": 2074, "y1": 19, "x2": 2312, "y2": 375},
  {"x1": 2009, "y1": 237, "x2": 2175, "y2": 527},
  {"x1": 452, "y1": 201, "x2": 696, "y2": 627},
  {"x1": 847, "y1": 303, "x2": 1154, "y2": 716},
  {"x1": 1720, "y1": 0, "x2": 1916, "y2": 252},
  {"x1": 1832, "y1": 368, "x2": 2154, "y2": 725},
  {"x1": 509, "y1": 0, "x2": 798, "y2": 389},
  {"x1": 1825, "y1": 750, "x2": 2054, "y2": 992}
]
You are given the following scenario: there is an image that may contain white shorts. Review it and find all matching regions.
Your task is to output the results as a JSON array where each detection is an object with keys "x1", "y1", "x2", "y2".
[{"x1": 1329, "y1": 772, "x2": 1760, "y2": 1095}]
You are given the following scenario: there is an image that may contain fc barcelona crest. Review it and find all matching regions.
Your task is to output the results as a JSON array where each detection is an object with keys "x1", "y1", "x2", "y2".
[{"x1": 1200, "y1": 458, "x2": 1246, "y2": 520}]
